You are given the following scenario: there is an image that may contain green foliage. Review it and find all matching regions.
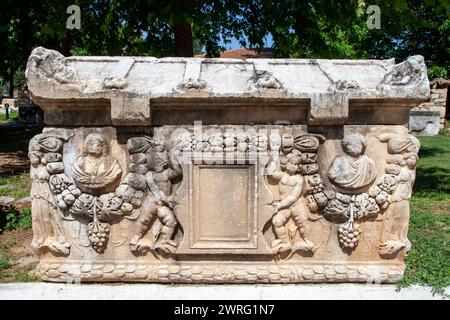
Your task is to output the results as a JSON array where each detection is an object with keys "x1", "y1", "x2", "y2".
[
  {"x1": 0, "y1": 254, "x2": 9, "y2": 270},
  {"x1": 0, "y1": 243, "x2": 37, "y2": 282},
  {"x1": 0, "y1": 111, "x2": 18, "y2": 122},
  {"x1": 397, "y1": 208, "x2": 450, "y2": 295},
  {"x1": 413, "y1": 135, "x2": 450, "y2": 198},
  {"x1": 0, "y1": 173, "x2": 31, "y2": 198},
  {"x1": 11, "y1": 269, "x2": 38, "y2": 282},
  {"x1": 0, "y1": 0, "x2": 448, "y2": 87},
  {"x1": 363, "y1": 0, "x2": 449, "y2": 80},
  {"x1": 0, "y1": 243, "x2": 10, "y2": 271},
  {"x1": 428, "y1": 65, "x2": 448, "y2": 79},
  {"x1": 0, "y1": 206, "x2": 32, "y2": 233}
]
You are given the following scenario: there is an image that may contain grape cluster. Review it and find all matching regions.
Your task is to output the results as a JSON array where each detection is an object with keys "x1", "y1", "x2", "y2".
[
  {"x1": 338, "y1": 221, "x2": 360, "y2": 250},
  {"x1": 49, "y1": 175, "x2": 70, "y2": 194},
  {"x1": 311, "y1": 182, "x2": 325, "y2": 194},
  {"x1": 87, "y1": 221, "x2": 110, "y2": 253}
]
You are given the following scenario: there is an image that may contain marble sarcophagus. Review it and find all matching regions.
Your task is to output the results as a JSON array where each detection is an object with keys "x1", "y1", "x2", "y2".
[{"x1": 25, "y1": 47, "x2": 429, "y2": 283}]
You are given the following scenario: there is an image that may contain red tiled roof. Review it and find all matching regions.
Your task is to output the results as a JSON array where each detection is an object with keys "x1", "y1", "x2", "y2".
[{"x1": 195, "y1": 48, "x2": 273, "y2": 59}]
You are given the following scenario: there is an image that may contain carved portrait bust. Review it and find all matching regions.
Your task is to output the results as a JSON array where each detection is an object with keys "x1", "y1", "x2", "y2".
[
  {"x1": 73, "y1": 133, "x2": 122, "y2": 194},
  {"x1": 328, "y1": 134, "x2": 377, "y2": 191}
]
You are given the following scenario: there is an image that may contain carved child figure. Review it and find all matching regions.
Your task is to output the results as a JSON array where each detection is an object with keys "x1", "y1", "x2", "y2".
[
  {"x1": 130, "y1": 136, "x2": 182, "y2": 254},
  {"x1": 266, "y1": 148, "x2": 314, "y2": 255},
  {"x1": 378, "y1": 134, "x2": 420, "y2": 256}
]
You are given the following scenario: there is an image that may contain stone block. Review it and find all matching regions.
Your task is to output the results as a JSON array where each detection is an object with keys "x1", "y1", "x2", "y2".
[{"x1": 409, "y1": 110, "x2": 440, "y2": 136}]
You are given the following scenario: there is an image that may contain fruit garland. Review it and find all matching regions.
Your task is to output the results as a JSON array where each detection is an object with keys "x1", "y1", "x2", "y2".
[
  {"x1": 306, "y1": 170, "x2": 399, "y2": 252},
  {"x1": 47, "y1": 137, "x2": 154, "y2": 253}
]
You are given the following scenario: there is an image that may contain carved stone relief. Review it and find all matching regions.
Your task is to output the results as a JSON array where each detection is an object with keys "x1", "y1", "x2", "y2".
[
  {"x1": 26, "y1": 48, "x2": 428, "y2": 283},
  {"x1": 249, "y1": 70, "x2": 283, "y2": 90},
  {"x1": 29, "y1": 134, "x2": 71, "y2": 255},
  {"x1": 28, "y1": 126, "x2": 421, "y2": 282},
  {"x1": 73, "y1": 133, "x2": 122, "y2": 193},
  {"x1": 26, "y1": 47, "x2": 80, "y2": 87},
  {"x1": 377, "y1": 55, "x2": 429, "y2": 96},
  {"x1": 328, "y1": 134, "x2": 377, "y2": 191},
  {"x1": 128, "y1": 135, "x2": 182, "y2": 255},
  {"x1": 171, "y1": 127, "x2": 272, "y2": 255},
  {"x1": 34, "y1": 132, "x2": 132, "y2": 254},
  {"x1": 379, "y1": 56, "x2": 427, "y2": 86},
  {"x1": 265, "y1": 133, "x2": 325, "y2": 257},
  {"x1": 377, "y1": 133, "x2": 420, "y2": 257},
  {"x1": 177, "y1": 78, "x2": 207, "y2": 90}
]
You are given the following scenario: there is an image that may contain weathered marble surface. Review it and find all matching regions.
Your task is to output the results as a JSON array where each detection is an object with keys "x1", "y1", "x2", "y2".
[
  {"x1": 409, "y1": 110, "x2": 441, "y2": 136},
  {"x1": 25, "y1": 47, "x2": 429, "y2": 283},
  {"x1": 26, "y1": 46, "x2": 429, "y2": 126}
]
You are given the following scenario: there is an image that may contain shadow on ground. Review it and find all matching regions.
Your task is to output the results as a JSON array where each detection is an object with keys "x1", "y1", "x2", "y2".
[
  {"x1": 413, "y1": 136, "x2": 450, "y2": 195},
  {"x1": 414, "y1": 167, "x2": 450, "y2": 194},
  {"x1": 0, "y1": 123, "x2": 42, "y2": 177}
]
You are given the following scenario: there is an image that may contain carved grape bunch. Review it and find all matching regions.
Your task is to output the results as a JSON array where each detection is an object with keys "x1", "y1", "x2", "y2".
[
  {"x1": 338, "y1": 221, "x2": 361, "y2": 250},
  {"x1": 87, "y1": 221, "x2": 110, "y2": 253}
]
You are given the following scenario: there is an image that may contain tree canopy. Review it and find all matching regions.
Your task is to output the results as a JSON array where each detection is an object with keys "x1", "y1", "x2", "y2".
[{"x1": 0, "y1": 0, "x2": 448, "y2": 96}]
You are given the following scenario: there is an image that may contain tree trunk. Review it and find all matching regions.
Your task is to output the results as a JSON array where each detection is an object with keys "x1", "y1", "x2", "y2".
[
  {"x1": 62, "y1": 34, "x2": 72, "y2": 57},
  {"x1": 8, "y1": 77, "x2": 14, "y2": 98},
  {"x1": 173, "y1": 23, "x2": 193, "y2": 57}
]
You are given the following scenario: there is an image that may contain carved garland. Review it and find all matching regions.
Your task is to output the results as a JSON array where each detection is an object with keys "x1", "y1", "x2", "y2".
[
  {"x1": 305, "y1": 133, "x2": 419, "y2": 254},
  {"x1": 42, "y1": 134, "x2": 162, "y2": 253},
  {"x1": 48, "y1": 152, "x2": 123, "y2": 253},
  {"x1": 31, "y1": 129, "x2": 419, "y2": 257}
]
